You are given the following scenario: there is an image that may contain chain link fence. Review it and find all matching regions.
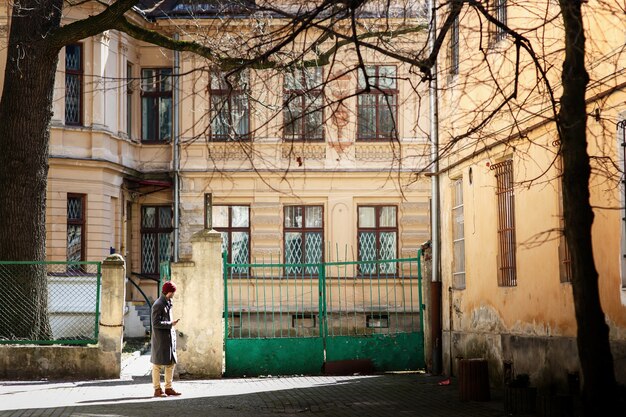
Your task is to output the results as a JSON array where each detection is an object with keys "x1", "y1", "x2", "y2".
[{"x1": 0, "y1": 261, "x2": 101, "y2": 345}]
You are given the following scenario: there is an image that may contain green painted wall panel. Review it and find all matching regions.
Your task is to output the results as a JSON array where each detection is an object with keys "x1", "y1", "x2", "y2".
[
  {"x1": 326, "y1": 332, "x2": 424, "y2": 371},
  {"x1": 225, "y1": 337, "x2": 324, "y2": 377}
]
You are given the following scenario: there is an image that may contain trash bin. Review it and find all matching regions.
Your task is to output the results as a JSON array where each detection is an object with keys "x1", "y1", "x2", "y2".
[{"x1": 458, "y1": 358, "x2": 490, "y2": 401}]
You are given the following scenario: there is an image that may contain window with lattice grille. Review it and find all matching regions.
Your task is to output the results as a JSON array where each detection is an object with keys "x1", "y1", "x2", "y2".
[
  {"x1": 492, "y1": 160, "x2": 516, "y2": 286},
  {"x1": 618, "y1": 119, "x2": 626, "y2": 289},
  {"x1": 65, "y1": 44, "x2": 83, "y2": 125},
  {"x1": 490, "y1": 0, "x2": 507, "y2": 44},
  {"x1": 141, "y1": 206, "x2": 173, "y2": 275},
  {"x1": 449, "y1": 15, "x2": 460, "y2": 76},
  {"x1": 357, "y1": 66, "x2": 398, "y2": 141},
  {"x1": 357, "y1": 205, "x2": 398, "y2": 275},
  {"x1": 556, "y1": 157, "x2": 572, "y2": 283},
  {"x1": 284, "y1": 206, "x2": 324, "y2": 275},
  {"x1": 213, "y1": 205, "x2": 250, "y2": 275},
  {"x1": 67, "y1": 194, "x2": 86, "y2": 263}
]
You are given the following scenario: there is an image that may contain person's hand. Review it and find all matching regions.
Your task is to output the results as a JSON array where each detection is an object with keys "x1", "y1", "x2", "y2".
[{"x1": 172, "y1": 319, "x2": 180, "y2": 326}]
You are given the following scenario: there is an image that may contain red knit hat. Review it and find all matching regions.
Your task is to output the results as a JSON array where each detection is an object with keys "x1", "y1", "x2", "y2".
[{"x1": 162, "y1": 281, "x2": 177, "y2": 294}]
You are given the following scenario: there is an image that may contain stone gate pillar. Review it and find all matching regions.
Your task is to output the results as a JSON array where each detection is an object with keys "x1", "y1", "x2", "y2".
[{"x1": 171, "y1": 229, "x2": 223, "y2": 378}]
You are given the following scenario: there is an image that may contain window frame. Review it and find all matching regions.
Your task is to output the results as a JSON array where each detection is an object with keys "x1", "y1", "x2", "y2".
[
  {"x1": 492, "y1": 159, "x2": 517, "y2": 287},
  {"x1": 140, "y1": 67, "x2": 173, "y2": 143},
  {"x1": 491, "y1": 0, "x2": 508, "y2": 44},
  {"x1": 357, "y1": 205, "x2": 399, "y2": 276},
  {"x1": 283, "y1": 205, "x2": 325, "y2": 276},
  {"x1": 208, "y1": 71, "x2": 251, "y2": 142},
  {"x1": 213, "y1": 205, "x2": 251, "y2": 275},
  {"x1": 283, "y1": 67, "x2": 324, "y2": 142},
  {"x1": 67, "y1": 193, "x2": 86, "y2": 263},
  {"x1": 126, "y1": 62, "x2": 134, "y2": 139},
  {"x1": 140, "y1": 205, "x2": 173, "y2": 276},
  {"x1": 618, "y1": 118, "x2": 626, "y2": 289},
  {"x1": 452, "y1": 178, "x2": 466, "y2": 289},
  {"x1": 356, "y1": 65, "x2": 399, "y2": 141},
  {"x1": 449, "y1": 14, "x2": 460, "y2": 76},
  {"x1": 65, "y1": 43, "x2": 83, "y2": 126}
]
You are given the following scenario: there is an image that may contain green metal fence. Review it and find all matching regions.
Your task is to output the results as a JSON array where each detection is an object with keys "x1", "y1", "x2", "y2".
[
  {"x1": 0, "y1": 261, "x2": 102, "y2": 345},
  {"x1": 224, "y1": 251, "x2": 424, "y2": 376}
]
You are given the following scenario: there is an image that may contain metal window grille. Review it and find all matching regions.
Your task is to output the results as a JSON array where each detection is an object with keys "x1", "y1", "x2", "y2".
[
  {"x1": 141, "y1": 206, "x2": 173, "y2": 275},
  {"x1": 452, "y1": 179, "x2": 466, "y2": 289},
  {"x1": 556, "y1": 157, "x2": 573, "y2": 283},
  {"x1": 492, "y1": 0, "x2": 507, "y2": 44},
  {"x1": 617, "y1": 119, "x2": 626, "y2": 288},
  {"x1": 492, "y1": 160, "x2": 516, "y2": 286},
  {"x1": 449, "y1": 15, "x2": 460, "y2": 75},
  {"x1": 67, "y1": 194, "x2": 86, "y2": 264},
  {"x1": 213, "y1": 205, "x2": 251, "y2": 275},
  {"x1": 209, "y1": 71, "x2": 250, "y2": 141},
  {"x1": 283, "y1": 67, "x2": 324, "y2": 141},
  {"x1": 141, "y1": 68, "x2": 172, "y2": 142},
  {"x1": 357, "y1": 66, "x2": 398, "y2": 140},
  {"x1": 357, "y1": 205, "x2": 398, "y2": 275},
  {"x1": 65, "y1": 44, "x2": 83, "y2": 125},
  {"x1": 284, "y1": 205, "x2": 324, "y2": 275}
]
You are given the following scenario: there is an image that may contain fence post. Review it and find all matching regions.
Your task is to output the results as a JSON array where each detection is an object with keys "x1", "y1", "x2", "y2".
[
  {"x1": 172, "y1": 228, "x2": 224, "y2": 378},
  {"x1": 99, "y1": 254, "x2": 126, "y2": 378}
]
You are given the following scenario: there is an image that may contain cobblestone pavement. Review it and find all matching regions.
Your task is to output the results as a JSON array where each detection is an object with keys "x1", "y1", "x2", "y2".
[{"x1": 0, "y1": 353, "x2": 526, "y2": 417}]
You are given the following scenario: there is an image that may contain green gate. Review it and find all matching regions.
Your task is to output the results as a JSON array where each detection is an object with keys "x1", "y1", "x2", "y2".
[{"x1": 224, "y1": 251, "x2": 424, "y2": 377}]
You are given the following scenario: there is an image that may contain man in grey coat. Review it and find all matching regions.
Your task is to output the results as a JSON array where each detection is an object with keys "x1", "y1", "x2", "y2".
[{"x1": 151, "y1": 281, "x2": 181, "y2": 397}]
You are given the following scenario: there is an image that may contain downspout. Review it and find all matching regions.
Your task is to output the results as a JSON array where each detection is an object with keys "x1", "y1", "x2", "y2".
[
  {"x1": 428, "y1": 0, "x2": 443, "y2": 375},
  {"x1": 173, "y1": 34, "x2": 180, "y2": 263}
]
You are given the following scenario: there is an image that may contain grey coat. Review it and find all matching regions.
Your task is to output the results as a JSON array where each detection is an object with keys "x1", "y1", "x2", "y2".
[{"x1": 150, "y1": 295, "x2": 177, "y2": 365}]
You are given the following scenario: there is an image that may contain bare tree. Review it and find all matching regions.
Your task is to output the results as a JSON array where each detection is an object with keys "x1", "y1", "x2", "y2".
[{"x1": 0, "y1": 0, "x2": 622, "y2": 413}]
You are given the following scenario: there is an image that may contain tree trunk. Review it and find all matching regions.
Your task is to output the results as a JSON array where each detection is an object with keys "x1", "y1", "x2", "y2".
[
  {"x1": 0, "y1": 0, "x2": 62, "y2": 339},
  {"x1": 558, "y1": 1, "x2": 617, "y2": 414}
]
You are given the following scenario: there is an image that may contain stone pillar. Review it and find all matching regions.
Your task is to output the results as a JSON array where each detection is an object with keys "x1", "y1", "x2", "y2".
[
  {"x1": 172, "y1": 229, "x2": 223, "y2": 378},
  {"x1": 99, "y1": 254, "x2": 126, "y2": 378}
]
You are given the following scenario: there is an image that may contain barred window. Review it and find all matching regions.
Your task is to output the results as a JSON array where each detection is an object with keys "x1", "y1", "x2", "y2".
[
  {"x1": 449, "y1": 15, "x2": 460, "y2": 76},
  {"x1": 213, "y1": 205, "x2": 250, "y2": 275},
  {"x1": 67, "y1": 194, "x2": 86, "y2": 262},
  {"x1": 556, "y1": 157, "x2": 573, "y2": 283},
  {"x1": 141, "y1": 206, "x2": 173, "y2": 276},
  {"x1": 141, "y1": 68, "x2": 172, "y2": 142},
  {"x1": 618, "y1": 119, "x2": 626, "y2": 289},
  {"x1": 492, "y1": 160, "x2": 516, "y2": 286},
  {"x1": 209, "y1": 71, "x2": 250, "y2": 141},
  {"x1": 65, "y1": 44, "x2": 83, "y2": 125},
  {"x1": 357, "y1": 66, "x2": 398, "y2": 141},
  {"x1": 284, "y1": 67, "x2": 324, "y2": 141},
  {"x1": 452, "y1": 179, "x2": 466, "y2": 289},
  {"x1": 284, "y1": 206, "x2": 324, "y2": 275},
  {"x1": 491, "y1": 0, "x2": 507, "y2": 44},
  {"x1": 358, "y1": 205, "x2": 398, "y2": 275}
]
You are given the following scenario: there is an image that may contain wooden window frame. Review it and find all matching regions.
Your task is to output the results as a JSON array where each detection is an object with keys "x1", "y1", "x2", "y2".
[
  {"x1": 357, "y1": 205, "x2": 399, "y2": 275},
  {"x1": 140, "y1": 205, "x2": 173, "y2": 276},
  {"x1": 490, "y1": 0, "x2": 508, "y2": 45},
  {"x1": 213, "y1": 205, "x2": 251, "y2": 273},
  {"x1": 356, "y1": 65, "x2": 398, "y2": 141},
  {"x1": 141, "y1": 68, "x2": 173, "y2": 143},
  {"x1": 127, "y1": 62, "x2": 134, "y2": 138},
  {"x1": 283, "y1": 205, "x2": 324, "y2": 276},
  {"x1": 67, "y1": 193, "x2": 86, "y2": 263},
  {"x1": 208, "y1": 72, "x2": 251, "y2": 142},
  {"x1": 65, "y1": 43, "x2": 83, "y2": 126},
  {"x1": 283, "y1": 67, "x2": 324, "y2": 142},
  {"x1": 452, "y1": 178, "x2": 466, "y2": 289}
]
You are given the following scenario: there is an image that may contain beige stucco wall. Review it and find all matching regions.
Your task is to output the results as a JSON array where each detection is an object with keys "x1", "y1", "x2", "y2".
[{"x1": 436, "y1": 0, "x2": 626, "y2": 389}]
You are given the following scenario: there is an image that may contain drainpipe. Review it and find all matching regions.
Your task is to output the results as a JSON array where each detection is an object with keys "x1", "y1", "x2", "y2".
[
  {"x1": 428, "y1": 0, "x2": 443, "y2": 376},
  {"x1": 173, "y1": 34, "x2": 180, "y2": 263}
]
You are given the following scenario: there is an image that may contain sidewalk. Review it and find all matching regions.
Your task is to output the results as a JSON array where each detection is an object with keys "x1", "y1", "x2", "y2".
[{"x1": 0, "y1": 352, "x2": 521, "y2": 417}]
